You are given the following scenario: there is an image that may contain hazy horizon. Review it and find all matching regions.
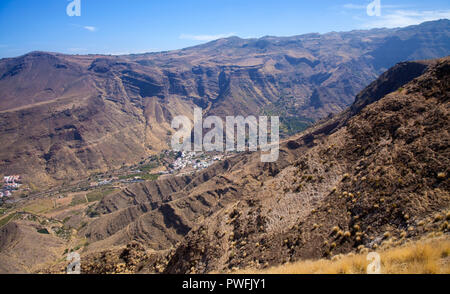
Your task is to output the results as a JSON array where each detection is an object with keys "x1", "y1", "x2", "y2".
[{"x1": 1, "y1": 0, "x2": 449, "y2": 58}]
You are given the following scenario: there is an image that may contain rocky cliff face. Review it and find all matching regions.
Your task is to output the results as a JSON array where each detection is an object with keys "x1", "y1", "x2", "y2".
[
  {"x1": 161, "y1": 56, "x2": 449, "y2": 274},
  {"x1": 0, "y1": 20, "x2": 449, "y2": 187},
  {"x1": 35, "y1": 56, "x2": 449, "y2": 274}
]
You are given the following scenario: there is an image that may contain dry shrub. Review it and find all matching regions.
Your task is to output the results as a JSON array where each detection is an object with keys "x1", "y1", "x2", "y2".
[{"x1": 236, "y1": 237, "x2": 450, "y2": 274}]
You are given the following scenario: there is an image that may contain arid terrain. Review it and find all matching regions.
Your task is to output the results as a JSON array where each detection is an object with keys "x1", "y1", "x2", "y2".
[
  {"x1": 0, "y1": 20, "x2": 449, "y2": 189},
  {"x1": 0, "y1": 53, "x2": 448, "y2": 274}
]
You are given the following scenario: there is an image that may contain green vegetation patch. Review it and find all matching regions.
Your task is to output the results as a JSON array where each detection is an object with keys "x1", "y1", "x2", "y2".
[
  {"x1": 119, "y1": 173, "x2": 159, "y2": 181},
  {"x1": 0, "y1": 213, "x2": 17, "y2": 228},
  {"x1": 55, "y1": 226, "x2": 72, "y2": 239},
  {"x1": 86, "y1": 187, "x2": 118, "y2": 203},
  {"x1": 23, "y1": 199, "x2": 54, "y2": 214},
  {"x1": 70, "y1": 194, "x2": 87, "y2": 206},
  {"x1": 280, "y1": 117, "x2": 314, "y2": 136},
  {"x1": 37, "y1": 228, "x2": 50, "y2": 234},
  {"x1": 139, "y1": 161, "x2": 160, "y2": 172}
]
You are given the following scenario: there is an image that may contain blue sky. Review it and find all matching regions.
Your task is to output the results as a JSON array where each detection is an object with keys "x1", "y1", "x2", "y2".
[{"x1": 0, "y1": 0, "x2": 449, "y2": 58}]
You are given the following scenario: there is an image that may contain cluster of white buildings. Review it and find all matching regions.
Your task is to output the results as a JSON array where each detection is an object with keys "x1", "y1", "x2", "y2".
[
  {"x1": 172, "y1": 152, "x2": 222, "y2": 172},
  {"x1": 1, "y1": 175, "x2": 21, "y2": 198},
  {"x1": 172, "y1": 152, "x2": 195, "y2": 170}
]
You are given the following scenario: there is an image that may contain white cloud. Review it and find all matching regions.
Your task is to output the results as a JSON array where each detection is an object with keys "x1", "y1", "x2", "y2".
[
  {"x1": 179, "y1": 33, "x2": 236, "y2": 42},
  {"x1": 83, "y1": 26, "x2": 97, "y2": 32},
  {"x1": 362, "y1": 10, "x2": 450, "y2": 28}
]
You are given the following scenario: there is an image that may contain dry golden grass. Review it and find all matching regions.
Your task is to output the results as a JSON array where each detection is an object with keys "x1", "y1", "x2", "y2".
[{"x1": 236, "y1": 236, "x2": 450, "y2": 274}]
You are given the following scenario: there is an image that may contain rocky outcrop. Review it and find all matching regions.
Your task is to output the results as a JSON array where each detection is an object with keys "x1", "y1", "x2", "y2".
[
  {"x1": 34, "y1": 56, "x2": 450, "y2": 275},
  {"x1": 163, "y1": 57, "x2": 450, "y2": 273},
  {"x1": 0, "y1": 20, "x2": 449, "y2": 188}
]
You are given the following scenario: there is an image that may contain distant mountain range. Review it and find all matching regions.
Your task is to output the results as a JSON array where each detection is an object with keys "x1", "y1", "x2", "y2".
[{"x1": 0, "y1": 19, "x2": 449, "y2": 188}]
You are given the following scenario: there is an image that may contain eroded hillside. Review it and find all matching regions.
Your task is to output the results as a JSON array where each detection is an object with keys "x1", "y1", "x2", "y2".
[
  {"x1": 0, "y1": 20, "x2": 449, "y2": 188},
  {"x1": 21, "y1": 56, "x2": 448, "y2": 274}
]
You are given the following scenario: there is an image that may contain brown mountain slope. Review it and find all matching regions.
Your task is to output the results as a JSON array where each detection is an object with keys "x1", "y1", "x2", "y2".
[
  {"x1": 36, "y1": 56, "x2": 449, "y2": 274},
  {"x1": 0, "y1": 20, "x2": 449, "y2": 188},
  {"x1": 162, "y1": 57, "x2": 449, "y2": 273},
  {"x1": 80, "y1": 159, "x2": 247, "y2": 251},
  {"x1": 0, "y1": 221, "x2": 65, "y2": 273}
]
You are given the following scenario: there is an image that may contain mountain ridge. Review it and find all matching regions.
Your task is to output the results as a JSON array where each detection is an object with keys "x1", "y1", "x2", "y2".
[
  {"x1": 0, "y1": 19, "x2": 449, "y2": 188},
  {"x1": 27, "y1": 55, "x2": 449, "y2": 274}
]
